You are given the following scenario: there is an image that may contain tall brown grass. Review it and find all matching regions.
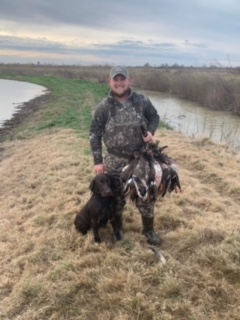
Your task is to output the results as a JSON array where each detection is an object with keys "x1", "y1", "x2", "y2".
[{"x1": 1, "y1": 64, "x2": 240, "y2": 115}]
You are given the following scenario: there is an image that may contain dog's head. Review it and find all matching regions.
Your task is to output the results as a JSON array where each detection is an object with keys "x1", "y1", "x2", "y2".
[{"x1": 89, "y1": 173, "x2": 114, "y2": 197}]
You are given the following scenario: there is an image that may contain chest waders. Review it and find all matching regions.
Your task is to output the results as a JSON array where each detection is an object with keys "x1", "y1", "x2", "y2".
[{"x1": 104, "y1": 97, "x2": 162, "y2": 246}]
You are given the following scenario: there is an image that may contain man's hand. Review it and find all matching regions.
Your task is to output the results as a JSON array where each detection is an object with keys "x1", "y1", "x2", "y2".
[
  {"x1": 142, "y1": 131, "x2": 154, "y2": 143},
  {"x1": 95, "y1": 164, "x2": 106, "y2": 174}
]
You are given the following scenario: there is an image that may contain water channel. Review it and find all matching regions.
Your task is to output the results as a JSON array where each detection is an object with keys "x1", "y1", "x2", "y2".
[
  {"x1": 0, "y1": 79, "x2": 47, "y2": 128},
  {"x1": 0, "y1": 79, "x2": 239, "y2": 150},
  {"x1": 141, "y1": 89, "x2": 240, "y2": 150}
]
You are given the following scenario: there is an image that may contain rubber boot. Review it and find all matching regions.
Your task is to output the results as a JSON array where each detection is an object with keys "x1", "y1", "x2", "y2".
[{"x1": 142, "y1": 216, "x2": 162, "y2": 246}]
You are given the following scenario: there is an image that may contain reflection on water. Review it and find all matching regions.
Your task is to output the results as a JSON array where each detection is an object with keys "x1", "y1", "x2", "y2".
[
  {"x1": 141, "y1": 89, "x2": 240, "y2": 150},
  {"x1": 0, "y1": 79, "x2": 47, "y2": 127}
]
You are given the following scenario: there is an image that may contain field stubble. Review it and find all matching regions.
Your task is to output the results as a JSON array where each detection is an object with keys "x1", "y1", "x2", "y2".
[{"x1": 1, "y1": 128, "x2": 240, "y2": 319}]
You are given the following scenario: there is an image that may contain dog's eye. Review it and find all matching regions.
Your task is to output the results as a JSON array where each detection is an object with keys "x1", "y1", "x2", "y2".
[{"x1": 100, "y1": 178, "x2": 109, "y2": 185}]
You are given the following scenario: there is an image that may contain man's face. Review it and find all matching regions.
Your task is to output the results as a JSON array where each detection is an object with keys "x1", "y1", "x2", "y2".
[{"x1": 109, "y1": 74, "x2": 131, "y2": 98}]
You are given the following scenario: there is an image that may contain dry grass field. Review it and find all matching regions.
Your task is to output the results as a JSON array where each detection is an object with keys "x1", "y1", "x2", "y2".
[
  {"x1": 1, "y1": 128, "x2": 240, "y2": 320},
  {"x1": 1, "y1": 74, "x2": 240, "y2": 319}
]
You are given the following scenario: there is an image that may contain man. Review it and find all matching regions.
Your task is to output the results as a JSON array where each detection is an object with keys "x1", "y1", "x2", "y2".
[{"x1": 90, "y1": 66, "x2": 161, "y2": 245}]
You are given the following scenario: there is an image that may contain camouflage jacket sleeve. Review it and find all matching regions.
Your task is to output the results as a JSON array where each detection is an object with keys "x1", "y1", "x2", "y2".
[
  {"x1": 142, "y1": 95, "x2": 160, "y2": 134},
  {"x1": 89, "y1": 99, "x2": 108, "y2": 165}
]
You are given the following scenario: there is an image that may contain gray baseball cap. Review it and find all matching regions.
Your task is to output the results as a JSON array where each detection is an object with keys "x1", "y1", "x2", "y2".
[{"x1": 110, "y1": 66, "x2": 129, "y2": 79}]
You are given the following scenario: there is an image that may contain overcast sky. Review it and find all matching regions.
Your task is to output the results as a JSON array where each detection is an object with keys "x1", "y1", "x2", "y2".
[{"x1": 0, "y1": 0, "x2": 239, "y2": 67}]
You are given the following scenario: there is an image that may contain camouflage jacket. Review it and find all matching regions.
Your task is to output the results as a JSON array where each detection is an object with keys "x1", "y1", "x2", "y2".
[{"x1": 90, "y1": 89, "x2": 160, "y2": 165}]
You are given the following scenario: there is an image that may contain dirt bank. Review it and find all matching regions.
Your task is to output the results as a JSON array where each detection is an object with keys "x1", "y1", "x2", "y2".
[{"x1": 0, "y1": 91, "x2": 52, "y2": 142}]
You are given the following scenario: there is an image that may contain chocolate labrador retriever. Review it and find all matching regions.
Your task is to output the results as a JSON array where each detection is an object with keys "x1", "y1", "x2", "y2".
[{"x1": 74, "y1": 173, "x2": 123, "y2": 243}]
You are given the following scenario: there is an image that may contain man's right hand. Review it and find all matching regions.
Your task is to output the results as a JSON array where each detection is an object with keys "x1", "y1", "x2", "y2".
[{"x1": 95, "y1": 164, "x2": 105, "y2": 174}]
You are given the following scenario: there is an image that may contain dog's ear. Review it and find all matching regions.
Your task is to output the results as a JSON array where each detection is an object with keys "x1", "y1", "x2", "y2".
[
  {"x1": 105, "y1": 174, "x2": 114, "y2": 187},
  {"x1": 105, "y1": 173, "x2": 117, "y2": 192},
  {"x1": 89, "y1": 178, "x2": 95, "y2": 192}
]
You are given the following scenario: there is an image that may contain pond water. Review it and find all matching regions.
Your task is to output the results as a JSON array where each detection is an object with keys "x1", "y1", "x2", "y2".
[
  {"x1": 140, "y1": 89, "x2": 240, "y2": 150},
  {"x1": 0, "y1": 79, "x2": 47, "y2": 128}
]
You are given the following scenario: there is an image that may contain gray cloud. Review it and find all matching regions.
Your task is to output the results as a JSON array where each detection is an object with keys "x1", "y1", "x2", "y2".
[
  {"x1": 0, "y1": 34, "x2": 211, "y2": 66},
  {"x1": 0, "y1": 0, "x2": 239, "y2": 66},
  {"x1": 1, "y1": 0, "x2": 238, "y2": 37}
]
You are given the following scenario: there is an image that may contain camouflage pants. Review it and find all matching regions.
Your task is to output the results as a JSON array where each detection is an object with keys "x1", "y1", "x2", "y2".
[{"x1": 104, "y1": 153, "x2": 155, "y2": 218}]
